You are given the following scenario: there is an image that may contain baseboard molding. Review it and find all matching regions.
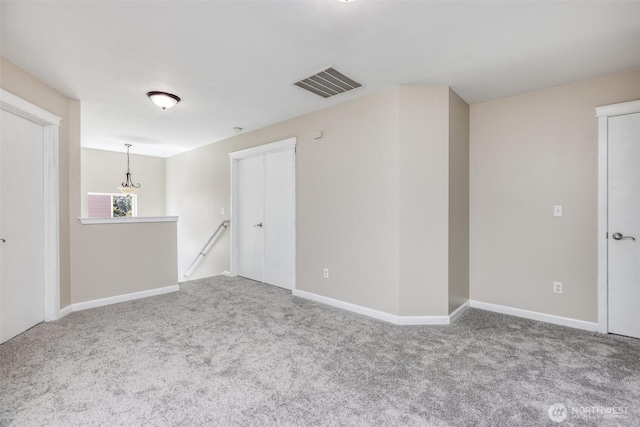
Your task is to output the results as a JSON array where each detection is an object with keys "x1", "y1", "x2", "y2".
[
  {"x1": 221, "y1": 271, "x2": 233, "y2": 277},
  {"x1": 395, "y1": 315, "x2": 449, "y2": 325},
  {"x1": 469, "y1": 300, "x2": 599, "y2": 332},
  {"x1": 293, "y1": 289, "x2": 453, "y2": 325},
  {"x1": 449, "y1": 301, "x2": 470, "y2": 322},
  {"x1": 58, "y1": 305, "x2": 72, "y2": 319},
  {"x1": 70, "y1": 285, "x2": 180, "y2": 313}
]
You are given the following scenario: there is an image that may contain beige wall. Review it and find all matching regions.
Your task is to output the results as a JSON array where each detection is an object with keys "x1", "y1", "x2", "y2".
[
  {"x1": 2, "y1": 57, "x2": 177, "y2": 309},
  {"x1": 470, "y1": 69, "x2": 640, "y2": 322},
  {"x1": 167, "y1": 88, "x2": 402, "y2": 314},
  {"x1": 398, "y1": 86, "x2": 450, "y2": 316},
  {"x1": 81, "y1": 148, "x2": 165, "y2": 217},
  {"x1": 448, "y1": 89, "x2": 470, "y2": 314},
  {"x1": 71, "y1": 222, "x2": 177, "y2": 303},
  {"x1": 168, "y1": 85, "x2": 469, "y2": 317},
  {"x1": 0, "y1": 56, "x2": 78, "y2": 308}
]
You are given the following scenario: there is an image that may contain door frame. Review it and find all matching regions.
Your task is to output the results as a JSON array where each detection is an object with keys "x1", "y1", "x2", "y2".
[
  {"x1": 0, "y1": 89, "x2": 61, "y2": 323},
  {"x1": 596, "y1": 99, "x2": 640, "y2": 334},
  {"x1": 229, "y1": 137, "x2": 296, "y2": 289}
]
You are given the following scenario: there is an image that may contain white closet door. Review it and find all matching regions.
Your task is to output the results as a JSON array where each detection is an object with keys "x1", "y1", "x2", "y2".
[
  {"x1": 236, "y1": 155, "x2": 264, "y2": 282},
  {"x1": 0, "y1": 110, "x2": 45, "y2": 343},
  {"x1": 608, "y1": 112, "x2": 640, "y2": 339},
  {"x1": 264, "y1": 150, "x2": 294, "y2": 289}
]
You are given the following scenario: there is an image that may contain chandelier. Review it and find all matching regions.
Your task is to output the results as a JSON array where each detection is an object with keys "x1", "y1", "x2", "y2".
[{"x1": 118, "y1": 144, "x2": 141, "y2": 194}]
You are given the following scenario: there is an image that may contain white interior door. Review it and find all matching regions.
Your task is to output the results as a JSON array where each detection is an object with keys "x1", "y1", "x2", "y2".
[
  {"x1": 264, "y1": 150, "x2": 294, "y2": 289},
  {"x1": 237, "y1": 155, "x2": 264, "y2": 282},
  {"x1": 0, "y1": 109, "x2": 45, "y2": 344},
  {"x1": 232, "y1": 139, "x2": 295, "y2": 290},
  {"x1": 608, "y1": 112, "x2": 640, "y2": 339}
]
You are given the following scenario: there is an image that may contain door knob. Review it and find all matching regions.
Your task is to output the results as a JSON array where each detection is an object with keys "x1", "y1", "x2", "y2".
[
  {"x1": 612, "y1": 232, "x2": 636, "y2": 241},
  {"x1": 254, "y1": 222, "x2": 263, "y2": 228},
  {"x1": 0, "y1": 238, "x2": 5, "y2": 242}
]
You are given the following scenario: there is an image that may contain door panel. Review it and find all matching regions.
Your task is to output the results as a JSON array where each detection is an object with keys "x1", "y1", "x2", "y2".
[
  {"x1": 1, "y1": 110, "x2": 45, "y2": 343},
  {"x1": 608, "y1": 112, "x2": 640, "y2": 339},
  {"x1": 236, "y1": 156, "x2": 264, "y2": 282},
  {"x1": 264, "y1": 150, "x2": 294, "y2": 289}
]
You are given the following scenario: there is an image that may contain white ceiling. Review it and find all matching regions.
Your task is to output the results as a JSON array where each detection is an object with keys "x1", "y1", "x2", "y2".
[{"x1": 1, "y1": 1, "x2": 639, "y2": 158}]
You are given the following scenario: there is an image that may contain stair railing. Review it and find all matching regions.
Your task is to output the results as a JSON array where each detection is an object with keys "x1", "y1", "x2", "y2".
[{"x1": 183, "y1": 220, "x2": 229, "y2": 279}]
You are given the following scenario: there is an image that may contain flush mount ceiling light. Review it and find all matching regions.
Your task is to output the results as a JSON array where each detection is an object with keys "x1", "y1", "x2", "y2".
[
  {"x1": 118, "y1": 144, "x2": 141, "y2": 194},
  {"x1": 147, "y1": 91, "x2": 181, "y2": 110}
]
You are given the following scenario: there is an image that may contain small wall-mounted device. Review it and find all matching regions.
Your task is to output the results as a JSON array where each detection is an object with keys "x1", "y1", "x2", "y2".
[{"x1": 313, "y1": 131, "x2": 323, "y2": 140}]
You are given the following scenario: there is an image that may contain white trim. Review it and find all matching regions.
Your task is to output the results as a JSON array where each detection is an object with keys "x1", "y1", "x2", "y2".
[
  {"x1": 595, "y1": 100, "x2": 640, "y2": 118},
  {"x1": 595, "y1": 100, "x2": 640, "y2": 334},
  {"x1": 229, "y1": 137, "x2": 297, "y2": 290},
  {"x1": 43, "y1": 126, "x2": 60, "y2": 322},
  {"x1": 0, "y1": 89, "x2": 62, "y2": 127},
  {"x1": 79, "y1": 216, "x2": 178, "y2": 225},
  {"x1": 293, "y1": 289, "x2": 402, "y2": 324},
  {"x1": 0, "y1": 89, "x2": 61, "y2": 325},
  {"x1": 221, "y1": 271, "x2": 233, "y2": 277},
  {"x1": 293, "y1": 289, "x2": 453, "y2": 325},
  {"x1": 229, "y1": 138, "x2": 296, "y2": 160},
  {"x1": 71, "y1": 285, "x2": 180, "y2": 312},
  {"x1": 396, "y1": 315, "x2": 450, "y2": 326},
  {"x1": 469, "y1": 300, "x2": 599, "y2": 332},
  {"x1": 449, "y1": 301, "x2": 470, "y2": 322},
  {"x1": 597, "y1": 114, "x2": 609, "y2": 334},
  {"x1": 58, "y1": 305, "x2": 72, "y2": 319}
]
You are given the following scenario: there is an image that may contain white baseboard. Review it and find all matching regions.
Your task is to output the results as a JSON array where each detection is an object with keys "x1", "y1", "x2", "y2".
[
  {"x1": 221, "y1": 271, "x2": 233, "y2": 277},
  {"x1": 293, "y1": 289, "x2": 454, "y2": 325},
  {"x1": 469, "y1": 300, "x2": 599, "y2": 332},
  {"x1": 449, "y1": 301, "x2": 470, "y2": 322},
  {"x1": 70, "y1": 285, "x2": 180, "y2": 313},
  {"x1": 58, "y1": 305, "x2": 72, "y2": 319},
  {"x1": 396, "y1": 315, "x2": 449, "y2": 325}
]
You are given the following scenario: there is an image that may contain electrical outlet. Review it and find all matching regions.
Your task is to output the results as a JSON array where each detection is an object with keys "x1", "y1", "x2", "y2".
[
  {"x1": 554, "y1": 281, "x2": 563, "y2": 294},
  {"x1": 323, "y1": 268, "x2": 329, "y2": 279},
  {"x1": 221, "y1": 207, "x2": 226, "y2": 215}
]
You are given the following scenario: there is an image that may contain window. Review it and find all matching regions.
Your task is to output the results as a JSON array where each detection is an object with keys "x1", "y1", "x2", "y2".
[{"x1": 87, "y1": 193, "x2": 137, "y2": 218}]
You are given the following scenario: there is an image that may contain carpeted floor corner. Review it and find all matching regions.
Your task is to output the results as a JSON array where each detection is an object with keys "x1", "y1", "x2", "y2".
[{"x1": 1, "y1": 275, "x2": 638, "y2": 426}]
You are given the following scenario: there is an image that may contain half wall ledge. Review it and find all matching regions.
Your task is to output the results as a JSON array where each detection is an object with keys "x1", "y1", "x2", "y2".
[{"x1": 79, "y1": 216, "x2": 178, "y2": 225}]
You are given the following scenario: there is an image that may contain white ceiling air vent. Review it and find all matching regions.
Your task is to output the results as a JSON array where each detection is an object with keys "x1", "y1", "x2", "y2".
[{"x1": 294, "y1": 67, "x2": 362, "y2": 98}]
